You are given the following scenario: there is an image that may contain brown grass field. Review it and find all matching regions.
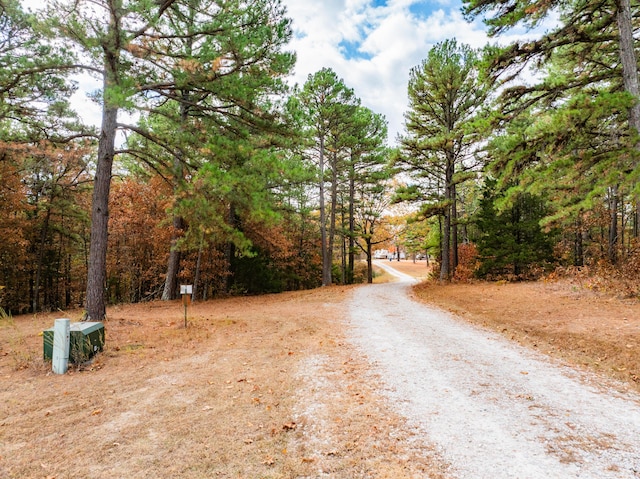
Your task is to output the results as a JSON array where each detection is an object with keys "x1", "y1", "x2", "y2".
[{"x1": 1, "y1": 260, "x2": 639, "y2": 478}]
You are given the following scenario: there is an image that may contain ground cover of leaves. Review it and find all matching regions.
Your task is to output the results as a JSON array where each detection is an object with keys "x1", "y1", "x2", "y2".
[
  {"x1": 2, "y1": 261, "x2": 639, "y2": 478},
  {"x1": 0, "y1": 284, "x2": 449, "y2": 479}
]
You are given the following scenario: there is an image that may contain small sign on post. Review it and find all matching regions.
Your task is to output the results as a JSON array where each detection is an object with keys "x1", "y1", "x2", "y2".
[{"x1": 180, "y1": 284, "x2": 192, "y2": 328}]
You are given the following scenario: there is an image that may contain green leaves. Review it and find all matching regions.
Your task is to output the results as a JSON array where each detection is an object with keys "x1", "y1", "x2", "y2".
[
  {"x1": 475, "y1": 178, "x2": 555, "y2": 279},
  {"x1": 0, "y1": 0, "x2": 79, "y2": 141}
]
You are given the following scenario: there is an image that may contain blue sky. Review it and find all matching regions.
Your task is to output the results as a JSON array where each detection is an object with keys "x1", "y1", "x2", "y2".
[
  {"x1": 282, "y1": 0, "x2": 555, "y2": 143},
  {"x1": 282, "y1": 0, "x2": 490, "y2": 143}
]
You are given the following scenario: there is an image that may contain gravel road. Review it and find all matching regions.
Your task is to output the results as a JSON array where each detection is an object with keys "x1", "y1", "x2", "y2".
[{"x1": 347, "y1": 261, "x2": 640, "y2": 478}]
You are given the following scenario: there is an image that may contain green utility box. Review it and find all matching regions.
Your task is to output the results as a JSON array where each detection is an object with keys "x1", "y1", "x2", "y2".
[{"x1": 43, "y1": 321, "x2": 105, "y2": 363}]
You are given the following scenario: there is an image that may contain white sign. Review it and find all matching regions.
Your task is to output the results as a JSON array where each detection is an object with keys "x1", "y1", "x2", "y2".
[{"x1": 180, "y1": 284, "x2": 193, "y2": 295}]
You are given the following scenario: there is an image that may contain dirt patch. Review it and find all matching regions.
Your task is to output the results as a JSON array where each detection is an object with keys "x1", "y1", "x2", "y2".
[
  {"x1": 388, "y1": 261, "x2": 640, "y2": 393},
  {"x1": 0, "y1": 287, "x2": 448, "y2": 478},
  {"x1": 373, "y1": 260, "x2": 431, "y2": 283}
]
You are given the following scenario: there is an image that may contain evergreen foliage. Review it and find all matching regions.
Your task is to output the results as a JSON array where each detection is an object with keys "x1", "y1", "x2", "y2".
[
  {"x1": 397, "y1": 39, "x2": 490, "y2": 280},
  {"x1": 292, "y1": 68, "x2": 390, "y2": 285},
  {"x1": 0, "y1": 0, "x2": 79, "y2": 140},
  {"x1": 475, "y1": 178, "x2": 555, "y2": 279},
  {"x1": 4, "y1": 0, "x2": 640, "y2": 314}
]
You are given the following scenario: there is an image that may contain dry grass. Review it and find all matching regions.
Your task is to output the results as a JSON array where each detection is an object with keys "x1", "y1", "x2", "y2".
[
  {"x1": 4, "y1": 259, "x2": 637, "y2": 478},
  {"x1": 0, "y1": 286, "x2": 449, "y2": 479}
]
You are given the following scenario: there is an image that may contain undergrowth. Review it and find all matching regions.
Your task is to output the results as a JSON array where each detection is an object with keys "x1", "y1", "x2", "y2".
[{"x1": 550, "y1": 260, "x2": 640, "y2": 300}]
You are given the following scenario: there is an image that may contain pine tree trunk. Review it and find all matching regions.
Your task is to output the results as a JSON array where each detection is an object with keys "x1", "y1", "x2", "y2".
[
  {"x1": 616, "y1": 0, "x2": 640, "y2": 137},
  {"x1": 327, "y1": 150, "x2": 339, "y2": 286},
  {"x1": 366, "y1": 239, "x2": 373, "y2": 284},
  {"x1": 33, "y1": 205, "x2": 52, "y2": 312},
  {"x1": 192, "y1": 233, "x2": 204, "y2": 302},
  {"x1": 633, "y1": 196, "x2": 640, "y2": 238},
  {"x1": 616, "y1": 0, "x2": 640, "y2": 255},
  {"x1": 162, "y1": 215, "x2": 183, "y2": 300},
  {"x1": 162, "y1": 93, "x2": 189, "y2": 300},
  {"x1": 348, "y1": 164, "x2": 355, "y2": 284},
  {"x1": 339, "y1": 204, "x2": 346, "y2": 284},
  {"x1": 65, "y1": 253, "x2": 71, "y2": 309},
  {"x1": 441, "y1": 207, "x2": 451, "y2": 281},
  {"x1": 319, "y1": 134, "x2": 331, "y2": 286},
  {"x1": 85, "y1": 2, "x2": 122, "y2": 321},
  {"x1": 440, "y1": 158, "x2": 454, "y2": 281},
  {"x1": 340, "y1": 205, "x2": 346, "y2": 284},
  {"x1": 608, "y1": 185, "x2": 619, "y2": 264},
  {"x1": 86, "y1": 104, "x2": 117, "y2": 321},
  {"x1": 574, "y1": 215, "x2": 584, "y2": 267},
  {"x1": 451, "y1": 182, "x2": 459, "y2": 275},
  {"x1": 225, "y1": 206, "x2": 238, "y2": 293},
  {"x1": 621, "y1": 193, "x2": 626, "y2": 259},
  {"x1": 341, "y1": 234, "x2": 347, "y2": 284}
]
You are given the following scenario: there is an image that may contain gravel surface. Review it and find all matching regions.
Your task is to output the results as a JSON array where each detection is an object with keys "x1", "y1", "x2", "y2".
[{"x1": 347, "y1": 261, "x2": 640, "y2": 478}]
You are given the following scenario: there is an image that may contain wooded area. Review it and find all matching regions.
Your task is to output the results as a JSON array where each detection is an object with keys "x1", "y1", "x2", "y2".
[{"x1": 1, "y1": 0, "x2": 640, "y2": 318}]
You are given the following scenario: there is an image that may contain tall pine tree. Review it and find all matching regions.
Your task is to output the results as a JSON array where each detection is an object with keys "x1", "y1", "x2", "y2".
[{"x1": 398, "y1": 39, "x2": 490, "y2": 280}]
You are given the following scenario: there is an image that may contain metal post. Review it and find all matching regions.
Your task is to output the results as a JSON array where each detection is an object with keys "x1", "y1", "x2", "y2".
[{"x1": 52, "y1": 318, "x2": 70, "y2": 374}]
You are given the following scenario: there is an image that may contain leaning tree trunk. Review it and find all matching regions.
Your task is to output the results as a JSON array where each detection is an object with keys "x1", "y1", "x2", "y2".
[{"x1": 86, "y1": 104, "x2": 118, "y2": 321}]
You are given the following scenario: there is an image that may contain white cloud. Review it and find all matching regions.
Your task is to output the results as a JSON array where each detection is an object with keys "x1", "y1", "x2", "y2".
[
  {"x1": 24, "y1": 0, "x2": 525, "y2": 144},
  {"x1": 70, "y1": 73, "x2": 103, "y2": 128},
  {"x1": 283, "y1": 0, "x2": 491, "y2": 143}
]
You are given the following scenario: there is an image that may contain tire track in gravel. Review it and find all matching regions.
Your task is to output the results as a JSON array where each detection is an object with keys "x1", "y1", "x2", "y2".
[{"x1": 347, "y1": 261, "x2": 640, "y2": 479}]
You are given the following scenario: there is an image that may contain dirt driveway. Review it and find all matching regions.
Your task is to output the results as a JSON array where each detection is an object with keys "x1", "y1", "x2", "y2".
[{"x1": 349, "y1": 261, "x2": 640, "y2": 478}]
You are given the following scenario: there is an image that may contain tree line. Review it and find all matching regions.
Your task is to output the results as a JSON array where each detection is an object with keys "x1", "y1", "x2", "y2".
[
  {"x1": 2, "y1": 0, "x2": 640, "y2": 318},
  {"x1": 0, "y1": 0, "x2": 392, "y2": 317},
  {"x1": 397, "y1": 0, "x2": 640, "y2": 289}
]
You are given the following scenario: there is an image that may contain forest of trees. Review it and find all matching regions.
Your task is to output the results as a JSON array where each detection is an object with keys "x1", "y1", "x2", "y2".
[{"x1": 1, "y1": 0, "x2": 640, "y2": 318}]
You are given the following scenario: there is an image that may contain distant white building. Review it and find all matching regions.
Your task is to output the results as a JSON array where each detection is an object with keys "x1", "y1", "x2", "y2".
[{"x1": 373, "y1": 249, "x2": 389, "y2": 259}]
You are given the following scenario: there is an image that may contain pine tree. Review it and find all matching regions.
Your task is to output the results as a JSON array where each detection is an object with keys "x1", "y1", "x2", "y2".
[
  {"x1": 398, "y1": 39, "x2": 490, "y2": 280},
  {"x1": 464, "y1": 0, "x2": 640, "y2": 266},
  {"x1": 0, "y1": 0, "x2": 78, "y2": 139},
  {"x1": 294, "y1": 68, "x2": 359, "y2": 286},
  {"x1": 475, "y1": 178, "x2": 555, "y2": 279},
  {"x1": 44, "y1": 0, "x2": 295, "y2": 319},
  {"x1": 341, "y1": 106, "x2": 389, "y2": 283}
]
